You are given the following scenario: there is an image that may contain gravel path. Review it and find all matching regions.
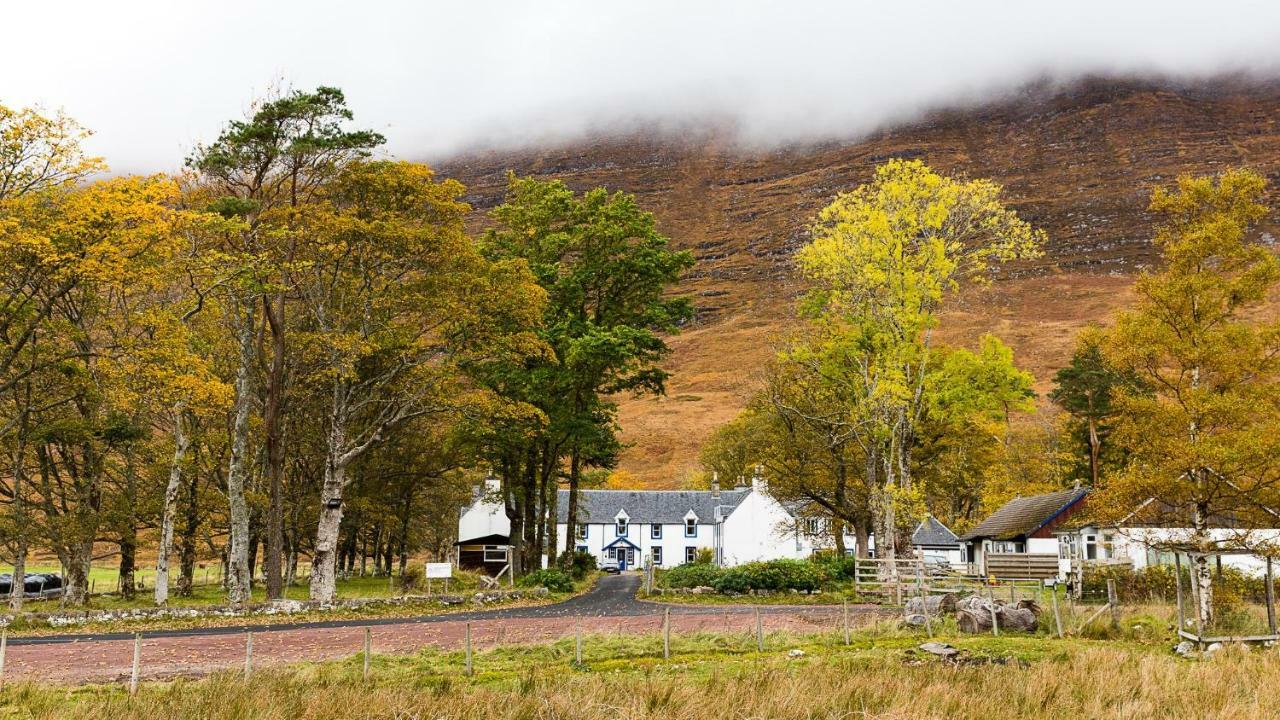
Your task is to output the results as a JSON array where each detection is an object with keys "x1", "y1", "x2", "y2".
[{"x1": 8, "y1": 575, "x2": 884, "y2": 684}]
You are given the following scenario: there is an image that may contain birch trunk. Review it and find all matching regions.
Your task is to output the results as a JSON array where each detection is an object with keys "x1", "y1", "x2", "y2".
[
  {"x1": 309, "y1": 447, "x2": 347, "y2": 603},
  {"x1": 8, "y1": 405, "x2": 28, "y2": 611},
  {"x1": 155, "y1": 405, "x2": 190, "y2": 606},
  {"x1": 225, "y1": 309, "x2": 256, "y2": 606},
  {"x1": 1193, "y1": 503, "x2": 1214, "y2": 628}
]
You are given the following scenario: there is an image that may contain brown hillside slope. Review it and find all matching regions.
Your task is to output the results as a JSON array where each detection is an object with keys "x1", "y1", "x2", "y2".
[{"x1": 438, "y1": 77, "x2": 1280, "y2": 487}]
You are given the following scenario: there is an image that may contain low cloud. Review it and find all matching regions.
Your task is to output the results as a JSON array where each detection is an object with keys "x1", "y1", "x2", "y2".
[{"x1": 6, "y1": 0, "x2": 1280, "y2": 171}]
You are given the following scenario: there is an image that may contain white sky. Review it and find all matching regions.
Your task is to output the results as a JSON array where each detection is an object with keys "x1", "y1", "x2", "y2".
[{"x1": 5, "y1": 0, "x2": 1280, "y2": 173}]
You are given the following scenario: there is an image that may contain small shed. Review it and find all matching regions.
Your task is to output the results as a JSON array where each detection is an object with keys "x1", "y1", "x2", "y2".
[
  {"x1": 911, "y1": 515, "x2": 963, "y2": 567},
  {"x1": 455, "y1": 533, "x2": 511, "y2": 576}
]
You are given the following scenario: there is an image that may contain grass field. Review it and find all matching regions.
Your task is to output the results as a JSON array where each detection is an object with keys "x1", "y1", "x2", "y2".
[{"x1": 6, "y1": 615, "x2": 1279, "y2": 719}]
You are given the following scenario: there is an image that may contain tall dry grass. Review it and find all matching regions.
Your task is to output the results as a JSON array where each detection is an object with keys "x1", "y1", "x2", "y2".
[{"x1": 7, "y1": 632, "x2": 1279, "y2": 720}]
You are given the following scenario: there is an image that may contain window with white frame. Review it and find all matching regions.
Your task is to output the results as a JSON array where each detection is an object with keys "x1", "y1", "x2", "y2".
[
  {"x1": 803, "y1": 518, "x2": 822, "y2": 536},
  {"x1": 685, "y1": 546, "x2": 697, "y2": 563},
  {"x1": 651, "y1": 524, "x2": 662, "y2": 539},
  {"x1": 576, "y1": 524, "x2": 588, "y2": 539},
  {"x1": 483, "y1": 545, "x2": 508, "y2": 563},
  {"x1": 652, "y1": 547, "x2": 663, "y2": 565},
  {"x1": 684, "y1": 518, "x2": 697, "y2": 537},
  {"x1": 616, "y1": 518, "x2": 628, "y2": 536}
]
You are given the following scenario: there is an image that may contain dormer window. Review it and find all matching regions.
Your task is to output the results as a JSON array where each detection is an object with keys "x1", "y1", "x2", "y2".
[
  {"x1": 616, "y1": 518, "x2": 629, "y2": 536},
  {"x1": 684, "y1": 517, "x2": 697, "y2": 537},
  {"x1": 576, "y1": 524, "x2": 588, "y2": 540}
]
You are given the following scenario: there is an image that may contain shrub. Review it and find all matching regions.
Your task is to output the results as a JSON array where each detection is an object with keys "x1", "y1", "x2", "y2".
[
  {"x1": 560, "y1": 550, "x2": 598, "y2": 580},
  {"x1": 399, "y1": 564, "x2": 424, "y2": 592},
  {"x1": 811, "y1": 551, "x2": 857, "y2": 582},
  {"x1": 1083, "y1": 563, "x2": 1279, "y2": 606},
  {"x1": 712, "y1": 559, "x2": 823, "y2": 593},
  {"x1": 661, "y1": 561, "x2": 723, "y2": 589},
  {"x1": 518, "y1": 568, "x2": 574, "y2": 593}
]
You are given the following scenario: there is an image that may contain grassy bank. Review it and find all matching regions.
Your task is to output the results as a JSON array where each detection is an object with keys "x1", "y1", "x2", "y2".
[
  {"x1": 6, "y1": 623, "x2": 1279, "y2": 719},
  {"x1": 3, "y1": 574, "x2": 597, "y2": 638}
]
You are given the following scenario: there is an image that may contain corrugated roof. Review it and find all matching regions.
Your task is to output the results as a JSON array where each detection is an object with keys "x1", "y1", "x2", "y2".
[
  {"x1": 556, "y1": 488, "x2": 752, "y2": 525},
  {"x1": 912, "y1": 515, "x2": 960, "y2": 547},
  {"x1": 959, "y1": 488, "x2": 1088, "y2": 541}
]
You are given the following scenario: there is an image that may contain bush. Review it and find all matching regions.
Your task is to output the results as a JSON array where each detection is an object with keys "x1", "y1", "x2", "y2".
[
  {"x1": 399, "y1": 564, "x2": 423, "y2": 592},
  {"x1": 661, "y1": 561, "x2": 724, "y2": 589},
  {"x1": 712, "y1": 559, "x2": 823, "y2": 594},
  {"x1": 560, "y1": 551, "x2": 597, "y2": 581},
  {"x1": 1084, "y1": 563, "x2": 1279, "y2": 606},
  {"x1": 518, "y1": 568, "x2": 574, "y2": 593},
  {"x1": 811, "y1": 551, "x2": 857, "y2": 582}
]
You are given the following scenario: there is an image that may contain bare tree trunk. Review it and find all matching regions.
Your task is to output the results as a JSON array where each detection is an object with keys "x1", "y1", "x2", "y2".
[
  {"x1": 1193, "y1": 502, "x2": 1214, "y2": 628},
  {"x1": 8, "y1": 395, "x2": 29, "y2": 611},
  {"x1": 62, "y1": 540, "x2": 93, "y2": 606},
  {"x1": 225, "y1": 308, "x2": 256, "y2": 607},
  {"x1": 155, "y1": 406, "x2": 190, "y2": 606},
  {"x1": 563, "y1": 447, "x2": 580, "y2": 559},
  {"x1": 262, "y1": 295, "x2": 287, "y2": 600},
  {"x1": 309, "y1": 453, "x2": 347, "y2": 603}
]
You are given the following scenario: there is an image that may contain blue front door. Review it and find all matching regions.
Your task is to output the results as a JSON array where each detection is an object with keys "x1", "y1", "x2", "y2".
[{"x1": 617, "y1": 550, "x2": 627, "y2": 571}]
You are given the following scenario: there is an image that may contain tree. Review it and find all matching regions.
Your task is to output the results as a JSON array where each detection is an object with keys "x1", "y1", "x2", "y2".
[
  {"x1": 479, "y1": 176, "x2": 693, "y2": 569},
  {"x1": 1050, "y1": 328, "x2": 1141, "y2": 487},
  {"x1": 295, "y1": 160, "x2": 542, "y2": 602},
  {"x1": 795, "y1": 159, "x2": 1043, "y2": 563},
  {"x1": 187, "y1": 86, "x2": 384, "y2": 603},
  {"x1": 1099, "y1": 168, "x2": 1280, "y2": 628}
]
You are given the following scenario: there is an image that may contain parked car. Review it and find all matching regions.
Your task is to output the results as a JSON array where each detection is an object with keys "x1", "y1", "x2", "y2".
[
  {"x1": 0, "y1": 572, "x2": 65, "y2": 599},
  {"x1": 600, "y1": 559, "x2": 621, "y2": 574}
]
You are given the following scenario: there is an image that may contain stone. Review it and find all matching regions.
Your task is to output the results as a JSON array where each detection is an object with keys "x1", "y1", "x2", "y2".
[
  {"x1": 919, "y1": 642, "x2": 960, "y2": 658},
  {"x1": 788, "y1": 649, "x2": 805, "y2": 658},
  {"x1": 1173, "y1": 641, "x2": 1196, "y2": 657}
]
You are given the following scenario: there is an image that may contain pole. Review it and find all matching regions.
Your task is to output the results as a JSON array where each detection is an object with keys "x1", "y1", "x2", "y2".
[
  {"x1": 1267, "y1": 557, "x2": 1277, "y2": 636},
  {"x1": 988, "y1": 587, "x2": 999, "y2": 637},
  {"x1": 1106, "y1": 579, "x2": 1119, "y2": 629},
  {"x1": 1050, "y1": 584, "x2": 1064, "y2": 639},
  {"x1": 0, "y1": 628, "x2": 6, "y2": 690},
  {"x1": 129, "y1": 633, "x2": 142, "y2": 695},
  {"x1": 842, "y1": 598, "x2": 850, "y2": 646},
  {"x1": 575, "y1": 618, "x2": 582, "y2": 664},
  {"x1": 363, "y1": 626, "x2": 372, "y2": 680},
  {"x1": 1174, "y1": 552, "x2": 1186, "y2": 635},
  {"x1": 244, "y1": 631, "x2": 253, "y2": 681},
  {"x1": 755, "y1": 607, "x2": 763, "y2": 652},
  {"x1": 465, "y1": 622, "x2": 473, "y2": 676},
  {"x1": 663, "y1": 608, "x2": 670, "y2": 660}
]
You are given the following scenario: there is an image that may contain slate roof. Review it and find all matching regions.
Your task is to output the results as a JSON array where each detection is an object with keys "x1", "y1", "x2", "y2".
[
  {"x1": 912, "y1": 515, "x2": 960, "y2": 547},
  {"x1": 959, "y1": 488, "x2": 1089, "y2": 542},
  {"x1": 556, "y1": 488, "x2": 752, "y2": 525}
]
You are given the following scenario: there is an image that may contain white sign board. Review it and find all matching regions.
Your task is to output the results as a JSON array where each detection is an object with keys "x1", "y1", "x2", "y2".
[{"x1": 425, "y1": 562, "x2": 453, "y2": 579}]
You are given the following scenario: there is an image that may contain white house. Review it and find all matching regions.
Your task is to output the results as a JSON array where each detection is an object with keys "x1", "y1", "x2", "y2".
[{"x1": 457, "y1": 473, "x2": 849, "y2": 571}]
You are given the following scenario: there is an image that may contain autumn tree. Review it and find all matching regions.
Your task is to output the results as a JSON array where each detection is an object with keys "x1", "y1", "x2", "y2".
[
  {"x1": 295, "y1": 160, "x2": 542, "y2": 602},
  {"x1": 795, "y1": 159, "x2": 1043, "y2": 563},
  {"x1": 1099, "y1": 168, "x2": 1280, "y2": 628},
  {"x1": 187, "y1": 86, "x2": 384, "y2": 603}
]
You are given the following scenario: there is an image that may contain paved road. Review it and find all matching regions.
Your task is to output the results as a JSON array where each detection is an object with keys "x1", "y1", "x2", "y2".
[{"x1": 8, "y1": 575, "x2": 883, "y2": 684}]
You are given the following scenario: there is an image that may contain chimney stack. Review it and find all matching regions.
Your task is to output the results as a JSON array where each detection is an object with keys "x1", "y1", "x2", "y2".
[
  {"x1": 711, "y1": 471, "x2": 720, "y2": 499},
  {"x1": 734, "y1": 474, "x2": 747, "y2": 492},
  {"x1": 751, "y1": 465, "x2": 766, "y2": 491}
]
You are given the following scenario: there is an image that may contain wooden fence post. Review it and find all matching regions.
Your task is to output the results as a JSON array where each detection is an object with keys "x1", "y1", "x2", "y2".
[
  {"x1": 1266, "y1": 557, "x2": 1277, "y2": 636},
  {"x1": 988, "y1": 587, "x2": 999, "y2": 637},
  {"x1": 842, "y1": 598, "x2": 850, "y2": 646},
  {"x1": 464, "y1": 622, "x2": 473, "y2": 676},
  {"x1": 363, "y1": 626, "x2": 372, "y2": 680},
  {"x1": 129, "y1": 633, "x2": 142, "y2": 695},
  {"x1": 663, "y1": 608, "x2": 670, "y2": 660},
  {"x1": 244, "y1": 631, "x2": 253, "y2": 681},
  {"x1": 575, "y1": 618, "x2": 582, "y2": 664},
  {"x1": 1050, "y1": 585, "x2": 1064, "y2": 639},
  {"x1": 1106, "y1": 579, "x2": 1119, "y2": 629},
  {"x1": 755, "y1": 607, "x2": 763, "y2": 652}
]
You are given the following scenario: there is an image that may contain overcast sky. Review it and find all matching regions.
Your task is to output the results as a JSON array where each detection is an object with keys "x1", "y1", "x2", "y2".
[{"x1": 6, "y1": 1, "x2": 1280, "y2": 173}]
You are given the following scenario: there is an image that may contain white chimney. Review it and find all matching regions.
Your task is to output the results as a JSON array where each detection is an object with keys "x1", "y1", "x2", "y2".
[
  {"x1": 711, "y1": 471, "x2": 720, "y2": 499},
  {"x1": 751, "y1": 465, "x2": 766, "y2": 491}
]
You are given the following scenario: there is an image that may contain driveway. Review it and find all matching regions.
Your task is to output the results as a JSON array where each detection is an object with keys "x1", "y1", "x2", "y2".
[{"x1": 7, "y1": 575, "x2": 883, "y2": 684}]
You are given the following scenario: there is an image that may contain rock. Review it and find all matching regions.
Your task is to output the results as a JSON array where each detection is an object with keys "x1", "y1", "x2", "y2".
[
  {"x1": 1173, "y1": 641, "x2": 1196, "y2": 657},
  {"x1": 1205, "y1": 642, "x2": 1224, "y2": 656},
  {"x1": 788, "y1": 649, "x2": 805, "y2": 658},
  {"x1": 919, "y1": 642, "x2": 960, "y2": 658},
  {"x1": 901, "y1": 613, "x2": 929, "y2": 628}
]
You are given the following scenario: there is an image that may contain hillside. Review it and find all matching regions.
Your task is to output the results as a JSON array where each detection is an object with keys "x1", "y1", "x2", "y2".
[{"x1": 437, "y1": 77, "x2": 1280, "y2": 487}]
